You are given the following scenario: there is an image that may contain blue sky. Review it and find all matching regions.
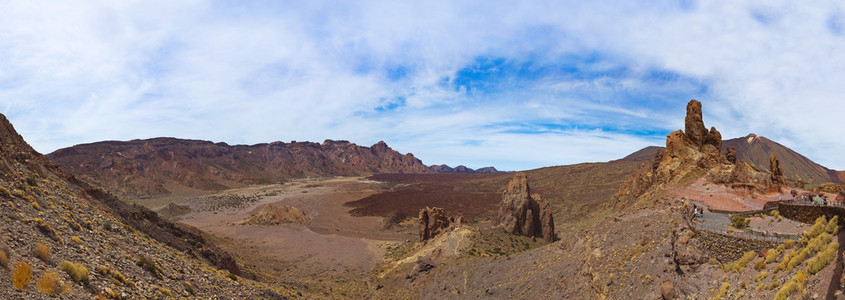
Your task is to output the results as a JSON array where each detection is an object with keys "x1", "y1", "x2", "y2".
[{"x1": 1, "y1": 1, "x2": 844, "y2": 171}]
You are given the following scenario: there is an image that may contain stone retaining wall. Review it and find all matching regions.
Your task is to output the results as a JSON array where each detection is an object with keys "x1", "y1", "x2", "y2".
[
  {"x1": 697, "y1": 230, "x2": 780, "y2": 262},
  {"x1": 778, "y1": 203, "x2": 845, "y2": 224}
]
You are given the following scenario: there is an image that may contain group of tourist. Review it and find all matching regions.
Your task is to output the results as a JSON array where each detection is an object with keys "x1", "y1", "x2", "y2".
[{"x1": 796, "y1": 194, "x2": 830, "y2": 206}]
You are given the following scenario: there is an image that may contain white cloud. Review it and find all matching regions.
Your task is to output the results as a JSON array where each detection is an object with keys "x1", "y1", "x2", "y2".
[{"x1": 1, "y1": 1, "x2": 844, "y2": 170}]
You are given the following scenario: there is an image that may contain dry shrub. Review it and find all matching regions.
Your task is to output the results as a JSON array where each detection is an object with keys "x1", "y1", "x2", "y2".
[
  {"x1": 765, "y1": 249, "x2": 781, "y2": 264},
  {"x1": 71, "y1": 236, "x2": 83, "y2": 245},
  {"x1": 0, "y1": 248, "x2": 8, "y2": 269},
  {"x1": 35, "y1": 242, "x2": 50, "y2": 262},
  {"x1": 754, "y1": 271, "x2": 767, "y2": 282},
  {"x1": 775, "y1": 270, "x2": 807, "y2": 300},
  {"x1": 60, "y1": 260, "x2": 89, "y2": 283},
  {"x1": 753, "y1": 260, "x2": 766, "y2": 271},
  {"x1": 0, "y1": 186, "x2": 11, "y2": 198},
  {"x1": 724, "y1": 250, "x2": 756, "y2": 272},
  {"x1": 36, "y1": 271, "x2": 68, "y2": 295},
  {"x1": 11, "y1": 261, "x2": 32, "y2": 290},
  {"x1": 827, "y1": 215, "x2": 839, "y2": 234},
  {"x1": 806, "y1": 241, "x2": 838, "y2": 275}
]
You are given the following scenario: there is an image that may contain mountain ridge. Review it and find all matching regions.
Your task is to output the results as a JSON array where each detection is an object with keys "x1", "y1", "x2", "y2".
[{"x1": 48, "y1": 137, "x2": 433, "y2": 200}]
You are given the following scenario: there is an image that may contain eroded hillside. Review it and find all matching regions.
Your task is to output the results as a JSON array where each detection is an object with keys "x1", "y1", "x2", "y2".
[{"x1": 0, "y1": 113, "x2": 293, "y2": 298}]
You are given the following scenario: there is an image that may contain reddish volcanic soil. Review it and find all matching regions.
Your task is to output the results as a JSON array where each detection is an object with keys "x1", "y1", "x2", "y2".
[{"x1": 346, "y1": 173, "x2": 502, "y2": 223}]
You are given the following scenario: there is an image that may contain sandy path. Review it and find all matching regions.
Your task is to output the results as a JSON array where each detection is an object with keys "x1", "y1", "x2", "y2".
[{"x1": 175, "y1": 177, "x2": 412, "y2": 279}]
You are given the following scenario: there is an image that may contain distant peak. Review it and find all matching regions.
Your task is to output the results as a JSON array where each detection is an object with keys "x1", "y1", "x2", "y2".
[{"x1": 746, "y1": 133, "x2": 758, "y2": 143}]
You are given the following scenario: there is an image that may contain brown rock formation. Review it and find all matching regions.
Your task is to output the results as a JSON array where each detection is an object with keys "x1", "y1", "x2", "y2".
[
  {"x1": 837, "y1": 191, "x2": 845, "y2": 203},
  {"x1": 769, "y1": 153, "x2": 786, "y2": 185},
  {"x1": 418, "y1": 207, "x2": 461, "y2": 242},
  {"x1": 684, "y1": 100, "x2": 708, "y2": 148},
  {"x1": 725, "y1": 146, "x2": 737, "y2": 164},
  {"x1": 496, "y1": 172, "x2": 555, "y2": 242}
]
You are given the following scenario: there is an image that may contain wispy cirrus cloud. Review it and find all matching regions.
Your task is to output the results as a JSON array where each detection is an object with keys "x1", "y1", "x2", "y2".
[{"x1": 1, "y1": 1, "x2": 843, "y2": 171}]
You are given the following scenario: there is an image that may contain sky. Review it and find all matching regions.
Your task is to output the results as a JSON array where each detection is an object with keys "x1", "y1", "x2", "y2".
[{"x1": 1, "y1": 1, "x2": 844, "y2": 171}]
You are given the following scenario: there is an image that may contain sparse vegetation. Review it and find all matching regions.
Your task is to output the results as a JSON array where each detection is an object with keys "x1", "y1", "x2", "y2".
[
  {"x1": 72, "y1": 236, "x2": 83, "y2": 244},
  {"x1": 11, "y1": 261, "x2": 33, "y2": 290},
  {"x1": 775, "y1": 270, "x2": 807, "y2": 300},
  {"x1": 60, "y1": 260, "x2": 89, "y2": 283},
  {"x1": 35, "y1": 242, "x2": 50, "y2": 262},
  {"x1": 723, "y1": 250, "x2": 756, "y2": 272},
  {"x1": 806, "y1": 241, "x2": 838, "y2": 275},
  {"x1": 136, "y1": 256, "x2": 164, "y2": 280},
  {"x1": 36, "y1": 271, "x2": 68, "y2": 295}
]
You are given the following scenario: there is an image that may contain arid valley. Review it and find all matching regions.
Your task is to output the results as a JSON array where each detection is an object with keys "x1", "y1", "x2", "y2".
[{"x1": 3, "y1": 2, "x2": 845, "y2": 299}]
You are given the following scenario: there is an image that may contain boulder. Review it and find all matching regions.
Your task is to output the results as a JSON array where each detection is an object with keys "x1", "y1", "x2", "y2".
[
  {"x1": 661, "y1": 280, "x2": 677, "y2": 299},
  {"x1": 837, "y1": 191, "x2": 845, "y2": 203},
  {"x1": 496, "y1": 172, "x2": 555, "y2": 241},
  {"x1": 418, "y1": 207, "x2": 461, "y2": 242},
  {"x1": 769, "y1": 153, "x2": 785, "y2": 185},
  {"x1": 725, "y1": 146, "x2": 737, "y2": 164}
]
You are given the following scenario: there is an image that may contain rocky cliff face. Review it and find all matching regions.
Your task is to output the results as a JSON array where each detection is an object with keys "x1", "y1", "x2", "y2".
[
  {"x1": 495, "y1": 172, "x2": 555, "y2": 242},
  {"x1": 48, "y1": 138, "x2": 432, "y2": 199}
]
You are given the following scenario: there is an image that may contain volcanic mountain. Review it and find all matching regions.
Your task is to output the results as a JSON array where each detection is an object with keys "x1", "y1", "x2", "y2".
[
  {"x1": 48, "y1": 138, "x2": 432, "y2": 199},
  {"x1": 722, "y1": 134, "x2": 841, "y2": 185},
  {"x1": 0, "y1": 113, "x2": 289, "y2": 298}
]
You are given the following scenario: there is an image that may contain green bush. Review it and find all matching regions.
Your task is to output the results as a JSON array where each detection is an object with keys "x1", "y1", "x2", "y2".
[{"x1": 731, "y1": 216, "x2": 751, "y2": 229}]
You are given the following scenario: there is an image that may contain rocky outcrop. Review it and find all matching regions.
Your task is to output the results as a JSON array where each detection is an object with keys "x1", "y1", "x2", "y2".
[
  {"x1": 419, "y1": 207, "x2": 462, "y2": 242},
  {"x1": 684, "y1": 100, "x2": 708, "y2": 148},
  {"x1": 725, "y1": 146, "x2": 737, "y2": 164},
  {"x1": 769, "y1": 153, "x2": 786, "y2": 185},
  {"x1": 617, "y1": 100, "x2": 727, "y2": 207},
  {"x1": 496, "y1": 172, "x2": 555, "y2": 242},
  {"x1": 837, "y1": 191, "x2": 845, "y2": 203}
]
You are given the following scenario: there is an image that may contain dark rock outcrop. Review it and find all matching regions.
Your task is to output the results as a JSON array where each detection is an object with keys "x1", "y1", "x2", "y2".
[
  {"x1": 725, "y1": 146, "x2": 737, "y2": 164},
  {"x1": 495, "y1": 172, "x2": 555, "y2": 242},
  {"x1": 418, "y1": 207, "x2": 461, "y2": 242},
  {"x1": 769, "y1": 153, "x2": 786, "y2": 185}
]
